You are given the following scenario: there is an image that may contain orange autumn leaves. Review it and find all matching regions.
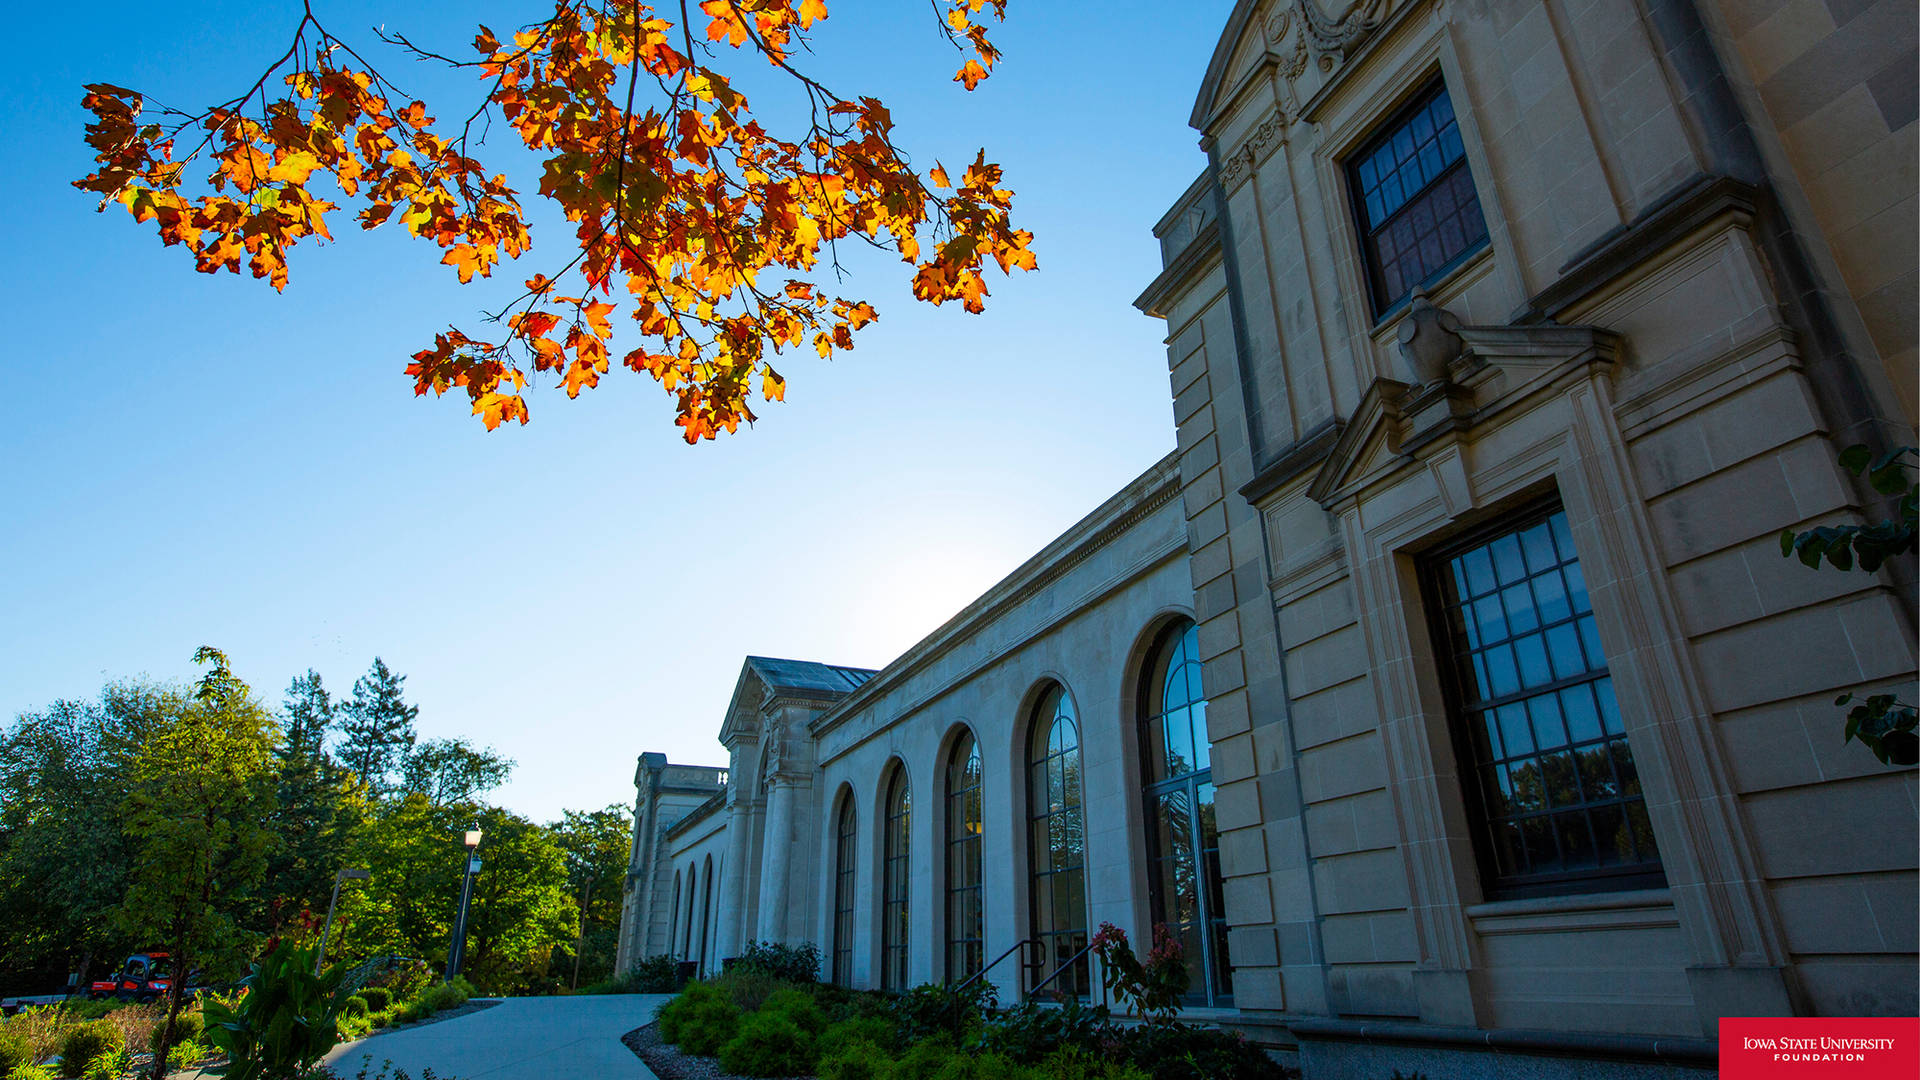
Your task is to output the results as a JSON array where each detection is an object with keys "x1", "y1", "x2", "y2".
[{"x1": 73, "y1": 0, "x2": 1032, "y2": 442}]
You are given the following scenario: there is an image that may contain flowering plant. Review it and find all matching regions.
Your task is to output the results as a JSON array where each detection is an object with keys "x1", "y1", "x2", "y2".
[{"x1": 1089, "y1": 922, "x2": 1189, "y2": 1025}]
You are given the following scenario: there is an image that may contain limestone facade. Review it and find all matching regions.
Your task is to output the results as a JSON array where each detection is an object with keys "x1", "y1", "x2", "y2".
[{"x1": 616, "y1": 2, "x2": 1916, "y2": 1075}]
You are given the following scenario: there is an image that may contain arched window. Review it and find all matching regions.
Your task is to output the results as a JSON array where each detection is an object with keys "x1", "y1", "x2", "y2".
[
  {"x1": 699, "y1": 854, "x2": 714, "y2": 974},
  {"x1": 668, "y1": 870, "x2": 682, "y2": 958},
  {"x1": 1140, "y1": 620, "x2": 1231, "y2": 1005},
  {"x1": 882, "y1": 767, "x2": 912, "y2": 990},
  {"x1": 833, "y1": 795, "x2": 858, "y2": 986},
  {"x1": 683, "y1": 864, "x2": 697, "y2": 961},
  {"x1": 1028, "y1": 684, "x2": 1088, "y2": 996},
  {"x1": 945, "y1": 730, "x2": 984, "y2": 981}
]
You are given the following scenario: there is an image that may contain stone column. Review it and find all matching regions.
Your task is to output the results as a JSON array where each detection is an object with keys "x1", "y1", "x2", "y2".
[
  {"x1": 755, "y1": 774, "x2": 799, "y2": 943},
  {"x1": 716, "y1": 788, "x2": 755, "y2": 962}
]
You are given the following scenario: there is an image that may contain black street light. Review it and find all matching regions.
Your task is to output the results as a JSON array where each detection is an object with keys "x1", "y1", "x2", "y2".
[
  {"x1": 315, "y1": 867, "x2": 371, "y2": 974},
  {"x1": 445, "y1": 825, "x2": 483, "y2": 981}
]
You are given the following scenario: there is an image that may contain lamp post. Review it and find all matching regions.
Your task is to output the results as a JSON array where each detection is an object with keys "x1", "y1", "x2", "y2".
[
  {"x1": 446, "y1": 826, "x2": 483, "y2": 981},
  {"x1": 315, "y1": 867, "x2": 371, "y2": 974},
  {"x1": 569, "y1": 870, "x2": 597, "y2": 990}
]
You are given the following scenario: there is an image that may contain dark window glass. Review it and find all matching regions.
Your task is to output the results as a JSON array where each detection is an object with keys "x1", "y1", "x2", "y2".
[
  {"x1": 1348, "y1": 81, "x2": 1489, "y2": 315},
  {"x1": 945, "y1": 731, "x2": 985, "y2": 982},
  {"x1": 882, "y1": 768, "x2": 912, "y2": 991},
  {"x1": 833, "y1": 798, "x2": 857, "y2": 986},
  {"x1": 1140, "y1": 620, "x2": 1232, "y2": 1006},
  {"x1": 1431, "y1": 505, "x2": 1665, "y2": 899},
  {"x1": 1028, "y1": 685, "x2": 1089, "y2": 997}
]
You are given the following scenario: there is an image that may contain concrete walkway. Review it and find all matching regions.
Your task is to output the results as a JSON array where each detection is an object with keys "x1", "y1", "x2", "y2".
[{"x1": 323, "y1": 993, "x2": 674, "y2": 1079}]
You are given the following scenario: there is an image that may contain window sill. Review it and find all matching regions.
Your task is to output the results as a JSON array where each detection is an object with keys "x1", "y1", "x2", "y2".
[{"x1": 1465, "y1": 887, "x2": 1677, "y2": 936}]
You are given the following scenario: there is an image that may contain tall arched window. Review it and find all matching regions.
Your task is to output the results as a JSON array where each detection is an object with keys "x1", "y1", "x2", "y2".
[
  {"x1": 1028, "y1": 684, "x2": 1088, "y2": 996},
  {"x1": 882, "y1": 767, "x2": 912, "y2": 991},
  {"x1": 683, "y1": 863, "x2": 698, "y2": 961},
  {"x1": 945, "y1": 730, "x2": 984, "y2": 981},
  {"x1": 699, "y1": 854, "x2": 714, "y2": 974},
  {"x1": 832, "y1": 795, "x2": 857, "y2": 986},
  {"x1": 1140, "y1": 620, "x2": 1231, "y2": 1005},
  {"x1": 668, "y1": 870, "x2": 682, "y2": 958}
]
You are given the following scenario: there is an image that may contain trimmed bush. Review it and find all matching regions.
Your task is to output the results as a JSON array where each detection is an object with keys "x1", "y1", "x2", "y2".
[
  {"x1": 819, "y1": 1016, "x2": 898, "y2": 1059},
  {"x1": 758, "y1": 987, "x2": 825, "y2": 1035},
  {"x1": 657, "y1": 984, "x2": 740, "y2": 1058},
  {"x1": 56, "y1": 1021, "x2": 123, "y2": 1079},
  {"x1": 148, "y1": 1009, "x2": 203, "y2": 1053},
  {"x1": 358, "y1": 987, "x2": 393, "y2": 1012},
  {"x1": 1118, "y1": 1024, "x2": 1285, "y2": 1080},
  {"x1": 887, "y1": 1037, "x2": 961, "y2": 1080},
  {"x1": 816, "y1": 1038, "x2": 889, "y2": 1080},
  {"x1": 419, "y1": 977, "x2": 472, "y2": 1013},
  {"x1": 716, "y1": 1010, "x2": 816, "y2": 1077}
]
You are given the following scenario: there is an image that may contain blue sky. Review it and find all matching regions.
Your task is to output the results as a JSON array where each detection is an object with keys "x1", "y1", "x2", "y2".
[{"x1": 0, "y1": 0, "x2": 1235, "y2": 821}]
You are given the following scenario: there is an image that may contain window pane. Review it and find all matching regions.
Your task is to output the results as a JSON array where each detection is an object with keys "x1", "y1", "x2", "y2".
[{"x1": 1433, "y1": 507, "x2": 1662, "y2": 897}]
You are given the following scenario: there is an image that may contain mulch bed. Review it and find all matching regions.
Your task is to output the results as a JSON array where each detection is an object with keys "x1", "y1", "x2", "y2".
[{"x1": 622, "y1": 1021, "x2": 810, "y2": 1080}]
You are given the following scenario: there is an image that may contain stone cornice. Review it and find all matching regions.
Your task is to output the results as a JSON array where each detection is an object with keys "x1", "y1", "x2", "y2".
[
  {"x1": 1134, "y1": 220, "x2": 1222, "y2": 317},
  {"x1": 809, "y1": 453, "x2": 1183, "y2": 740}
]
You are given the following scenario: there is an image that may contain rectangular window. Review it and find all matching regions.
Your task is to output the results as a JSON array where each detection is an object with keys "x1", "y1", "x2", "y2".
[
  {"x1": 1427, "y1": 504, "x2": 1665, "y2": 900},
  {"x1": 1347, "y1": 80, "x2": 1489, "y2": 316}
]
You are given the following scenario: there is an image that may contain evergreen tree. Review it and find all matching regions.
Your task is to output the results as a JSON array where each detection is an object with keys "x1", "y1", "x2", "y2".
[
  {"x1": 265, "y1": 671, "x2": 360, "y2": 932},
  {"x1": 282, "y1": 669, "x2": 334, "y2": 759},
  {"x1": 337, "y1": 657, "x2": 418, "y2": 796}
]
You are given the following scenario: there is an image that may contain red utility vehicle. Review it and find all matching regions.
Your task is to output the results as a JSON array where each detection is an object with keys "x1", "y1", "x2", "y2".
[{"x1": 87, "y1": 952, "x2": 183, "y2": 1002}]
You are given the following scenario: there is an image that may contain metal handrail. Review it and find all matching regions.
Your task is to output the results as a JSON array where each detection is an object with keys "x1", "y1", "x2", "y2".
[
  {"x1": 953, "y1": 936, "x2": 1043, "y2": 997},
  {"x1": 1026, "y1": 939, "x2": 1102, "y2": 1002}
]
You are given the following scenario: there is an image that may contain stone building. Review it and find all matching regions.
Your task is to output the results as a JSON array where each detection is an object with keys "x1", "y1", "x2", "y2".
[{"x1": 617, "y1": 2, "x2": 1916, "y2": 1075}]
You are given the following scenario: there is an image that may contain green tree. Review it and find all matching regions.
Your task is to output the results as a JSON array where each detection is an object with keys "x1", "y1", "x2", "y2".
[
  {"x1": 337, "y1": 658, "x2": 418, "y2": 796},
  {"x1": 460, "y1": 806, "x2": 577, "y2": 996},
  {"x1": 332, "y1": 793, "x2": 465, "y2": 967},
  {"x1": 399, "y1": 738, "x2": 515, "y2": 806},
  {"x1": 263, "y1": 673, "x2": 363, "y2": 935},
  {"x1": 552, "y1": 804, "x2": 633, "y2": 987},
  {"x1": 0, "y1": 681, "x2": 182, "y2": 994},
  {"x1": 118, "y1": 647, "x2": 279, "y2": 1080}
]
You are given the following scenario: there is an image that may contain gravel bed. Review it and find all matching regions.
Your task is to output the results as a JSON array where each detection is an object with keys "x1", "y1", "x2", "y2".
[{"x1": 622, "y1": 1021, "x2": 810, "y2": 1080}]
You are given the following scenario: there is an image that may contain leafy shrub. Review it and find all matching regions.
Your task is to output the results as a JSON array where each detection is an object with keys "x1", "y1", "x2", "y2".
[
  {"x1": 811, "y1": 983, "x2": 897, "y2": 1024},
  {"x1": 80, "y1": 1049, "x2": 129, "y2": 1080},
  {"x1": 343, "y1": 995, "x2": 370, "y2": 1019},
  {"x1": 1034, "y1": 1047, "x2": 1149, "y2": 1080},
  {"x1": 56, "y1": 1021, "x2": 123, "y2": 1079},
  {"x1": 736, "y1": 939, "x2": 821, "y2": 984},
  {"x1": 819, "y1": 1016, "x2": 899, "y2": 1058},
  {"x1": 1117, "y1": 1023, "x2": 1286, "y2": 1080},
  {"x1": 10, "y1": 1063, "x2": 58, "y2": 1080},
  {"x1": 758, "y1": 987, "x2": 826, "y2": 1035},
  {"x1": 0, "y1": 1030, "x2": 32, "y2": 1076},
  {"x1": 626, "y1": 954, "x2": 681, "y2": 992},
  {"x1": 202, "y1": 941, "x2": 359, "y2": 1080},
  {"x1": 717, "y1": 1010, "x2": 816, "y2": 1077},
  {"x1": 418, "y1": 978, "x2": 473, "y2": 1013},
  {"x1": 166, "y1": 1040, "x2": 211, "y2": 1070},
  {"x1": 394, "y1": 1000, "x2": 433, "y2": 1024},
  {"x1": 886, "y1": 1036, "x2": 961, "y2": 1080},
  {"x1": 148, "y1": 1009, "x2": 203, "y2": 1053},
  {"x1": 709, "y1": 968, "x2": 796, "y2": 1014},
  {"x1": 976, "y1": 999, "x2": 1112, "y2": 1064},
  {"x1": 816, "y1": 1037, "x2": 889, "y2": 1080},
  {"x1": 368, "y1": 1010, "x2": 391, "y2": 1030},
  {"x1": 930, "y1": 1051, "x2": 1033, "y2": 1080},
  {"x1": 657, "y1": 984, "x2": 740, "y2": 1057},
  {"x1": 1089, "y1": 924, "x2": 1188, "y2": 1026},
  {"x1": 894, "y1": 981, "x2": 996, "y2": 1043},
  {"x1": 357, "y1": 987, "x2": 394, "y2": 1012},
  {"x1": 371, "y1": 960, "x2": 435, "y2": 1004}
]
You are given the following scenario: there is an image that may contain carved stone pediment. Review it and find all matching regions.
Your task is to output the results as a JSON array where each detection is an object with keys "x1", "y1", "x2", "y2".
[{"x1": 1308, "y1": 316, "x2": 1622, "y2": 508}]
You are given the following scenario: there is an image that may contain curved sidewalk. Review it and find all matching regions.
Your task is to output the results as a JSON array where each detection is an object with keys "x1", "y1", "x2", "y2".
[{"x1": 323, "y1": 993, "x2": 673, "y2": 1079}]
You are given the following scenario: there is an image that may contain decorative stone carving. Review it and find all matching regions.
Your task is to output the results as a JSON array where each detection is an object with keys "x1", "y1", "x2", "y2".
[
  {"x1": 1299, "y1": 0, "x2": 1387, "y2": 58},
  {"x1": 1395, "y1": 287, "x2": 1465, "y2": 385}
]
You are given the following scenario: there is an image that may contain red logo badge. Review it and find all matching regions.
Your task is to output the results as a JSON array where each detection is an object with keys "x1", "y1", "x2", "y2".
[{"x1": 1721, "y1": 1017, "x2": 1919, "y2": 1079}]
